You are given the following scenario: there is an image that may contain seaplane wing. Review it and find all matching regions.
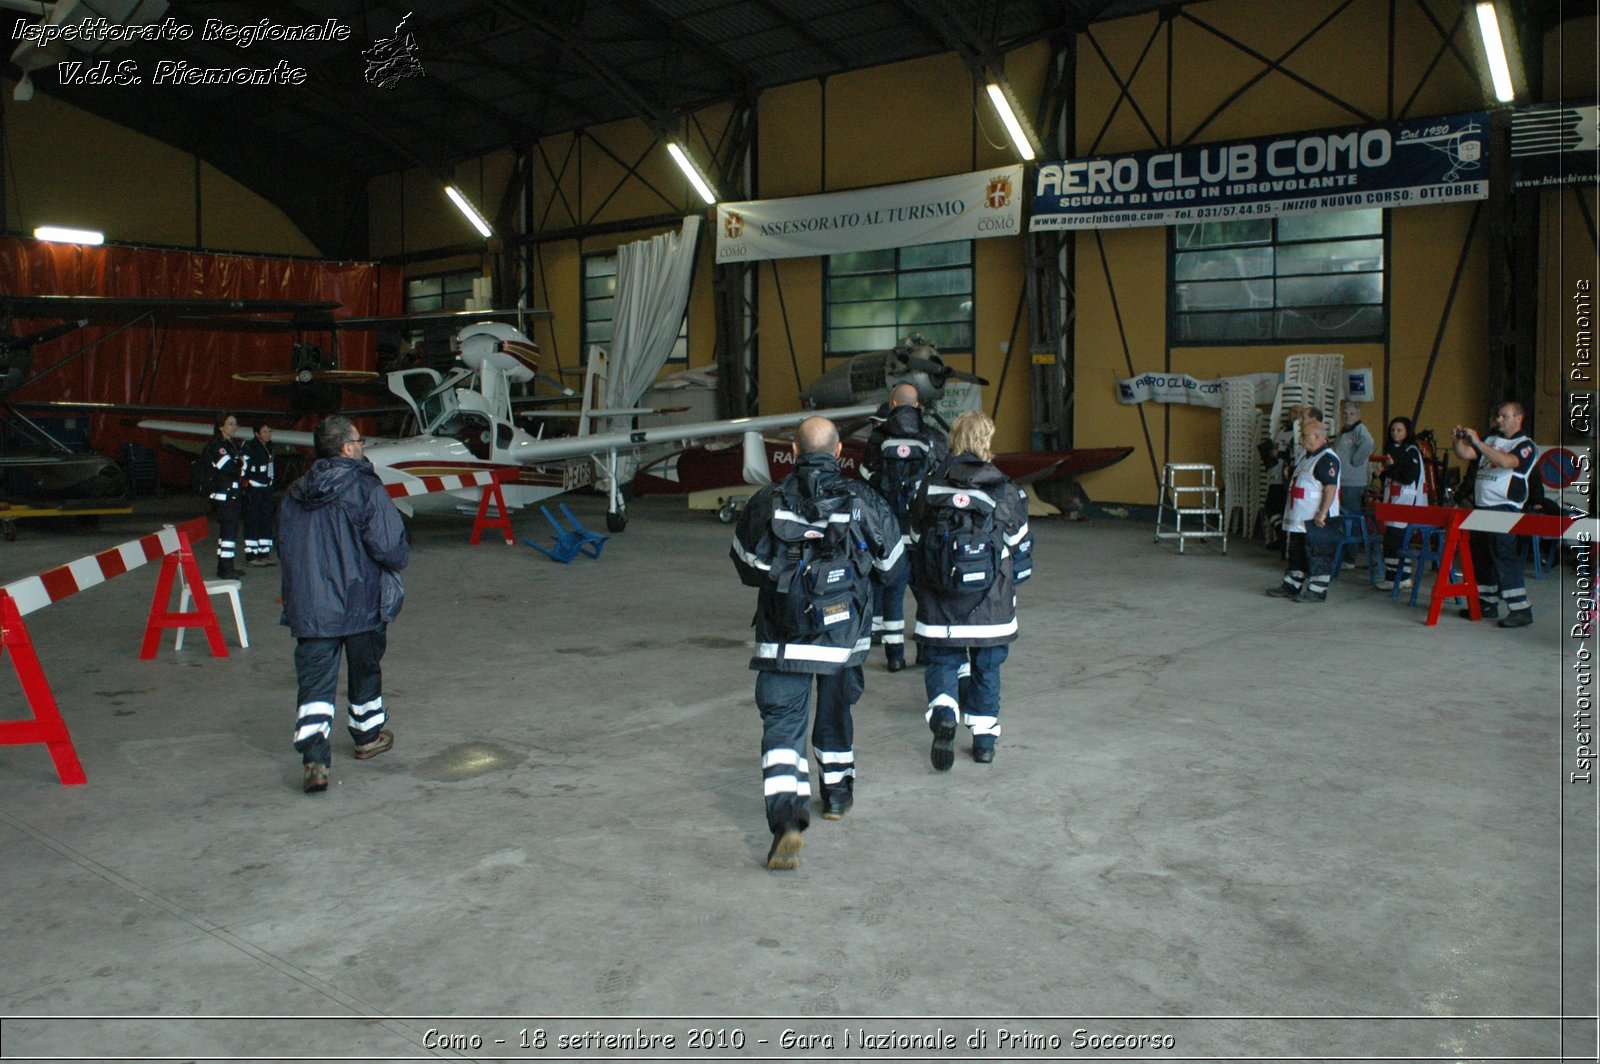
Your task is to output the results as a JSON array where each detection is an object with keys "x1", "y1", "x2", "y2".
[
  {"x1": 500, "y1": 405, "x2": 879, "y2": 465},
  {"x1": 139, "y1": 421, "x2": 315, "y2": 450},
  {"x1": 136, "y1": 402, "x2": 877, "y2": 526}
]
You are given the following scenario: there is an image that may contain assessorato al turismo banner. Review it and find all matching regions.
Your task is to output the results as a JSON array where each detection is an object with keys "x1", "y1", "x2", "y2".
[{"x1": 716, "y1": 166, "x2": 1024, "y2": 263}]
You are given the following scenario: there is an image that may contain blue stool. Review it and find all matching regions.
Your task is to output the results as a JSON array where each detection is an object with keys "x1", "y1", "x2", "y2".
[
  {"x1": 1331, "y1": 511, "x2": 1380, "y2": 586},
  {"x1": 1392, "y1": 525, "x2": 1466, "y2": 608},
  {"x1": 1520, "y1": 535, "x2": 1559, "y2": 579}
]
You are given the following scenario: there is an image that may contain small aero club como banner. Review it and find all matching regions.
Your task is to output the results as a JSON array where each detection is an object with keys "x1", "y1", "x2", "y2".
[
  {"x1": 715, "y1": 166, "x2": 1024, "y2": 263},
  {"x1": 1116, "y1": 372, "x2": 1280, "y2": 408},
  {"x1": 1031, "y1": 112, "x2": 1489, "y2": 232},
  {"x1": 1511, "y1": 101, "x2": 1599, "y2": 190}
]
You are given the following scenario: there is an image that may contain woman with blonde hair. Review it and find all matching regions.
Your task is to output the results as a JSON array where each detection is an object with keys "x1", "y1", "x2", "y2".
[{"x1": 907, "y1": 411, "x2": 1034, "y2": 769}]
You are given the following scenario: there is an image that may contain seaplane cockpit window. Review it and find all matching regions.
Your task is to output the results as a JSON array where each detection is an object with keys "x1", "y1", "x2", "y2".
[
  {"x1": 443, "y1": 412, "x2": 492, "y2": 460},
  {"x1": 420, "y1": 392, "x2": 452, "y2": 432},
  {"x1": 496, "y1": 423, "x2": 514, "y2": 449}
]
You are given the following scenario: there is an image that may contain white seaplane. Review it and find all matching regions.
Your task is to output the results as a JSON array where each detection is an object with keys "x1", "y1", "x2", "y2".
[{"x1": 140, "y1": 322, "x2": 875, "y2": 530}]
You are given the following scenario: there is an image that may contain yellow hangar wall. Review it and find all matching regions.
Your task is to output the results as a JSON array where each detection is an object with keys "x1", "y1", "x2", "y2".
[
  {"x1": 358, "y1": 1, "x2": 1589, "y2": 496},
  {"x1": 748, "y1": 51, "x2": 1043, "y2": 444},
  {"x1": 1069, "y1": 0, "x2": 1513, "y2": 507},
  {"x1": 367, "y1": 53, "x2": 1046, "y2": 448},
  {"x1": 1, "y1": 78, "x2": 318, "y2": 256}
]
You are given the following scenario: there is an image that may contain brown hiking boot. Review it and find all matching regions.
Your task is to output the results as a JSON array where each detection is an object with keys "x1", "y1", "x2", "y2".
[
  {"x1": 303, "y1": 762, "x2": 329, "y2": 793},
  {"x1": 353, "y1": 729, "x2": 394, "y2": 760},
  {"x1": 765, "y1": 828, "x2": 803, "y2": 870}
]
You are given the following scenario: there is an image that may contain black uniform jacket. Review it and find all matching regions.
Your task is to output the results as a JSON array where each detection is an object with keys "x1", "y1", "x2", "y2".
[
  {"x1": 909, "y1": 453, "x2": 1034, "y2": 648},
  {"x1": 861, "y1": 403, "x2": 949, "y2": 532},
  {"x1": 731, "y1": 452, "x2": 907, "y2": 674}
]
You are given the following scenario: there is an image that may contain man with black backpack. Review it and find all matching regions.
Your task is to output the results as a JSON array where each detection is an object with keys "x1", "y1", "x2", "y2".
[
  {"x1": 731, "y1": 417, "x2": 906, "y2": 871},
  {"x1": 862, "y1": 382, "x2": 948, "y2": 672},
  {"x1": 909, "y1": 411, "x2": 1033, "y2": 770}
]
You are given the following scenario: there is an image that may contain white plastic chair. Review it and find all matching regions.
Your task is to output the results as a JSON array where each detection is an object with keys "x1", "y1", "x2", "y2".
[{"x1": 175, "y1": 578, "x2": 248, "y2": 649}]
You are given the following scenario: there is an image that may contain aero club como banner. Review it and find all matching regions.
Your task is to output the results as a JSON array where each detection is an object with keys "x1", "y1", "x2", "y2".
[{"x1": 1030, "y1": 112, "x2": 1490, "y2": 231}]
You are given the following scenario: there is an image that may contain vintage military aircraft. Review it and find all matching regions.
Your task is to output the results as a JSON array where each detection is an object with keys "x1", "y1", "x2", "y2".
[
  {"x1": 141, "y1": 322, "x2": 878, "y2": 531},
  {"x1": 0, "y1": 293, "x2": 551, "y2": 502},
  {"x1": 0, "y1": 293, "x2": 350, "y2": 503}
]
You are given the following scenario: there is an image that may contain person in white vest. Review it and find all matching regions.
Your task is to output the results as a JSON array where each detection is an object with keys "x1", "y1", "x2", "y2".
[
  {"x1": 1265, "y1": 419, "x2": 1341, "y2": 603},
  {"x1": 1452, "y1": 401, "x2": 1537, "y2": 628},
  {"x1": 1375, "y1": 416, "x2": 1427, "y2": 590}
]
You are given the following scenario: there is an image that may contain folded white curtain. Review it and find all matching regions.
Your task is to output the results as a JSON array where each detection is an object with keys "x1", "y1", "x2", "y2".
[{"x1": 602, "y1": 215, "x2": 702, "y2": 419}]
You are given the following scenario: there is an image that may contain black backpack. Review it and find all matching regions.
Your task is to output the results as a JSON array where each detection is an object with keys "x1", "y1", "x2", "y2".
[
  {"x1": 767, "y1": 482, "x2": 868, "y2": 642},
  {"x1": 916, "y1": 484, "x2": 1003, "y2": 599},
  {"x1": 876, "y1": 437, "x2": 934, "y2": 519}
]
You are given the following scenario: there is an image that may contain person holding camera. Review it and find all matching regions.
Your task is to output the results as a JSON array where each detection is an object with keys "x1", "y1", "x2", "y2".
[{"x1": 1452, "y1": 402, "x2": 1537, "y2": 628}]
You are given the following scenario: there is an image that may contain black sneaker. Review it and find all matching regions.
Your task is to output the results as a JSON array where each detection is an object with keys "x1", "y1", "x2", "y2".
[
  {"x1": 930, "y1": 709, "x2": 957, "y2": 772},
  {"x1": 1459, "y1": 603, "x2": 1499, "y2": 620},
  {"x1": 1497, "y1": 610, "x2": 1533, "y2": 628},
  {"x1": 821, "y1": 791, "x2": 853, "y2": 820},
  {"x1": 1264, "y1": 586, "x2": 1298, "y2": 598},
  {"x1": 972, "y1": 735, "x2": 996, "y2": 763},
  {"x1": 1295, "y1": 591, "x2": 1327, "y2": 603},
  {"x1": 885, "y1": 655, "x2": 906, "y2": 673},
  {"x1": 765, "y1": 827, "x2": 803, "y2": 870}
]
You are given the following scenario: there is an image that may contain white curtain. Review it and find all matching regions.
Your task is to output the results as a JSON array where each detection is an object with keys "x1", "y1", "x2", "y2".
[{"x1": 602, "y1": 215, "x2": 702, "y2": 420}]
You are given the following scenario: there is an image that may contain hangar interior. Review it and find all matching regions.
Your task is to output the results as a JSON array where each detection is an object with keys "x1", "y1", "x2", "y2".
[{"x1": 0, "y1": 0, "x2": 1596, "y2": 1058}]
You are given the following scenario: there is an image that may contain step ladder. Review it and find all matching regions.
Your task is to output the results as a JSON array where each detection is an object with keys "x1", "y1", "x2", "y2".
[{"x1": 1154, "y1": 462, "x2": 1227, "y2": 554}]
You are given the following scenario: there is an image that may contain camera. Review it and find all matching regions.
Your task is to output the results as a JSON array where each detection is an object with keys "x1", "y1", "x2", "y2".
[{"x1": 1453, "y1": 428, "x2": 1468, "y2": 439}]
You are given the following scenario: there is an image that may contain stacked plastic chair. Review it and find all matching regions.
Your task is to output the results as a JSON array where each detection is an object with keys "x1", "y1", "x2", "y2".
[
  {"x1": 1220, "y1": 379, "x2": 1267, "y2": 540},
  {"x1": 1256, "y1": 354, "x2": 1345, "y2": 542}
]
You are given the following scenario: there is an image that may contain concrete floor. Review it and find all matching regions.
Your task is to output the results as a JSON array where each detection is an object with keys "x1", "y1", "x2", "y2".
[{"x1": 0, "y1": 492, "x2": 1593, "y2": 1062}]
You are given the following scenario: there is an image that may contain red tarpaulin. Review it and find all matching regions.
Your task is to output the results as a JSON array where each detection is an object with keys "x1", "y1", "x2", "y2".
[{"x1": 0, "y1": 238, "x2": 404, "y2": 480}]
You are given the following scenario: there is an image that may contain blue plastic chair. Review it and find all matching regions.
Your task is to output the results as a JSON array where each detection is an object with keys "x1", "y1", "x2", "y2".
[{"x1": 522, "y1": 504, "x2": 609, "y2": 563}]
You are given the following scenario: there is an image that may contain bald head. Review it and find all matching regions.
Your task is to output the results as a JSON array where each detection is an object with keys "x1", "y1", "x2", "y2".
[
  {"x1": 889, "y1": 383, "x2": 920, "y2": 409},
  {"x1": 795, "y1": 416, "x2": 841, "y2": 456},
  {"x1": 1302, "y1": 420, "x2": 1329, "y2": 448}
]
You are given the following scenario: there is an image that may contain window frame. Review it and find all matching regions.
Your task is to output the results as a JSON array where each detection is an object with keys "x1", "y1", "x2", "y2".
[
  {"x1": 580, "y1": 251, "x2": 688, "y2": 366},
  {"x1": 1166, "y1": 210, "x2": 1390, "y2": 348},
  {"x1": 823, "y1": 240, "x2": 976, "y2": 360},
  {"x1": 403, "y1": 269, "x2": 477, "y2": 315}
]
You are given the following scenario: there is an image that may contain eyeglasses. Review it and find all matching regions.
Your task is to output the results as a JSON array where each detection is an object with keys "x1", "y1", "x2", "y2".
[{"x1": 348, "y1": 435, "x2": 365, "y2": 445}]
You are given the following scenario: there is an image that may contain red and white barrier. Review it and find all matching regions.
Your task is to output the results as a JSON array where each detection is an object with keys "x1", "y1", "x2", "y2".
[
  {"x1": 1373, "y1": 503, "x2": 1596, "y2": 626},
  {"x1": 2, "y1": 515, "x2": 209, "y2": 616},
  {"x1": 2, "y1": 515, "x2": 216, "y2": 785},
  {"x1": 384, "y1": 468, "x2": 517, "y2": 545},
  {"x1": 1459, "y1": 510, "x2": 1597, "y2": 542}
]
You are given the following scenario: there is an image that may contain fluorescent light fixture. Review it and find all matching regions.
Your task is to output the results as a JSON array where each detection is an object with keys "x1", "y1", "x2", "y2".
[
  {"x1": 667, "y1": 142, "x2": 718, "y2": 205},
  {"x1": 444, "y1": 185, "x2": 493, "y2": 239},
  {"x1": 33, "y1": 226, "x2": 104, "y2": 245},
  {"x1": 986, "y1": 81, "x2": 1038, "y2": 162},
  {"x1": 1474, "y1": 2, "x2": 1516, "y2": 103}
]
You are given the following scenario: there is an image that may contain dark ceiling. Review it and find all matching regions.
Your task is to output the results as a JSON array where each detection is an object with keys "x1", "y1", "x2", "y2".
[
  {"x1": 8, "y1": 0, "x2": 1196, "y2": 254},
  {"x1": 5, "y1": 0, "x2": 1581, "y2": 256}
]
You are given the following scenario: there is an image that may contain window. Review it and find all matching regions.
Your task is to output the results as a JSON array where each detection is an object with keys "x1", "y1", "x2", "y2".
[
  {"x1": 1170, "y1": 209, "x2": 1385, "y2": 344},
  {"x1": 405, "y1": 271, "x2": 476, "y2": 314},
  {"x1": 825, "y1": 240, "x2": 974, "y2": 357},
  {"x1": 581, "y1": 252, "x2": 687, "y2": 364}
]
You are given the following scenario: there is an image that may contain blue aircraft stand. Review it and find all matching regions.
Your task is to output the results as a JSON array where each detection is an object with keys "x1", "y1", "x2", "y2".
[{"x1": 523, "y1": 504, "x2": 610, "y2": 563}]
